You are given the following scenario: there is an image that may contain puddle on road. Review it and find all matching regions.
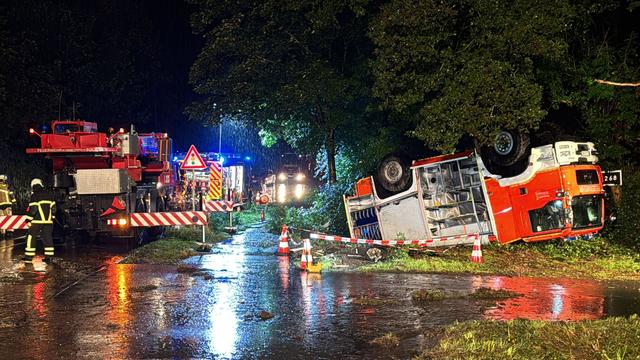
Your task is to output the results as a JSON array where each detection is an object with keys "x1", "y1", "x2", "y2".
[{"x1": 0, "y1": 227, "x2": 639, "y2": 359}]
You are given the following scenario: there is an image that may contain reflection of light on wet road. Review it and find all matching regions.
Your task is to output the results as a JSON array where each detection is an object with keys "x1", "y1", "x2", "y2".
[
  {"x1": 208, "y1": 282, "x2": 238, "y2": 358},
  {"x1": 277, "y1": 257, "x2": 289, "y2": 291},
  {"x1": 31, "y1": 274, "x2": 48, "y2": 319},
  {"x1": 198, "y1": 232, "x2": 246, "y2": 358},
  {"x1": 104, "y1": 263, "x2": 132, "y2": 357},
  {"x1": 550, "y1": 284, "x2": 565, "y2": 320},
  {"x1": 481, "y1": 277, "x2": 605, "y2": 321}
]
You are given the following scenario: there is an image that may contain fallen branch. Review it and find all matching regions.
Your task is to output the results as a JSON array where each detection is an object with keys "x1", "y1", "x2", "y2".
[{"x1": 594, "y1": 79, "x2": 640, "y2": 87}]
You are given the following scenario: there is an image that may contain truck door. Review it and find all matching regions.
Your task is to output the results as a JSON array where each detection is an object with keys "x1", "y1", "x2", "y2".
[{"x1": 509, "y1": 170, "x2": 565, "y2": 241}]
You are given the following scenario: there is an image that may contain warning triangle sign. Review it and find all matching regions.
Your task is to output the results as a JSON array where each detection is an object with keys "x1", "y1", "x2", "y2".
[{"x1": 180, "y1": 145, "x2": 207, "y2": 170}]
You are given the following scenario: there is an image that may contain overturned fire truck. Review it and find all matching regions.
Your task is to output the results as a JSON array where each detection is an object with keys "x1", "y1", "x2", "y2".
[
  {"x1": 344, "y1": 141, "x2": 604, "y2": 246},
  {"x1": 26, "y1": 120, "x2": 177, "y2": 240}
]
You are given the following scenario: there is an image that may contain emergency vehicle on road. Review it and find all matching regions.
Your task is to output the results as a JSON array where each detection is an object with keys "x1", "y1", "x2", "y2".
[
  {"x1": 27, "y1": 120, "x2": 176, "y2": 241},
  {"x1": 344, "y1": 141, "x2": 604, "y2": 246}
]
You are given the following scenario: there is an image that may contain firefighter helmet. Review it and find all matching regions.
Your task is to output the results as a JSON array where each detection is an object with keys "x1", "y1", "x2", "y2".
[
  {"x1": 0, "y1": 175, "x2": 6, "y2": 182},
  {"x1": 30, "y1": 178, "x2": 44, "y2": 188}
]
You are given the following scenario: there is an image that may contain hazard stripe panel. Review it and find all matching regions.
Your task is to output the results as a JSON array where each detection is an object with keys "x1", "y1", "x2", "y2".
[
  {"x1": 209, "y1": 163, "x2": 222, "y2": 200},
  {"x1": 310, "y1": 232, "x2": 479, "y2": 247},
  {"x1": 0, "y1": 215, "x2": 30, "y2": 230},
  {"x1": 203, "y1": 200, "x2": 234, "y2": 212},
  {"x1": 129, "y1": 211, "x2": 207, "y2": 227}
]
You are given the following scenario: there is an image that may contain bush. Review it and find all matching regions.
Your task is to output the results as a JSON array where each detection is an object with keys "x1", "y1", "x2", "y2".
[
  {"x1": 609, "y1": 170, "x2": 640, "y2": 248},
  {"x1": 266, "y1": 182, "x2": 351, "y2": 236},
  {"x1": 523, "y1": 236, "x2": 636, "y2": 260}
]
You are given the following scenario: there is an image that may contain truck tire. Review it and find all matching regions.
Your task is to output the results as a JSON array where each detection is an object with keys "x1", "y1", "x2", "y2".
[
  {"x1": 481, "y1": 130, "x2": 530, "y2": 176},
  {"x1": 133, "y1": 194, "x2": 165, "y2": 244},
  {"x1": 374, "y1": 153, "x2": 412, "y2": 199}
]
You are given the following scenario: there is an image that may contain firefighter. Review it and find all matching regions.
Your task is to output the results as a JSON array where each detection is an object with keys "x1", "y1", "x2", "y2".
[
  {"x1": 24, "y1": 178, "x2": 56, "y2": 264},
  {"x1": 0, "y1": 175, "x2": 17, "y2": 237}
]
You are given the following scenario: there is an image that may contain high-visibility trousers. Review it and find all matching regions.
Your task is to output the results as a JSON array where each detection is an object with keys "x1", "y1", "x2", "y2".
[{"x1": 24, "y1": 223, "x2": 54, "y2": 262}]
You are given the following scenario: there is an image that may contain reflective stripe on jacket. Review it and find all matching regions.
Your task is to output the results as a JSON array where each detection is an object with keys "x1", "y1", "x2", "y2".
[
  {"x1": 0, "y1": 188, "x2": 15, "y2": 206},
  {"x1": 27, "y1": 187, "x2": 56, "y2": 224}
]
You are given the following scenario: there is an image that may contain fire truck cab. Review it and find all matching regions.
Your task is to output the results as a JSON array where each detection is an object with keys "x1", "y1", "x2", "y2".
[{"x1": 344, "y1": 141, "x2": 604, "y2": 246}]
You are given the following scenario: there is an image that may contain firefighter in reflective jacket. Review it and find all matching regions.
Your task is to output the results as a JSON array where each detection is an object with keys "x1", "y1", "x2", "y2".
[
  {"x1": 24, "y1": 179, "x2": 56, "y2": 264},
  {"x1": 0, "y1": 175, "x2": 17, "y2": 237}
]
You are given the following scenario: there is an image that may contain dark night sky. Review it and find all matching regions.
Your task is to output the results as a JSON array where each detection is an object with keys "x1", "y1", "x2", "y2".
[{"x1": 0, "y1": 0, "x2": 293, "y2": 176}]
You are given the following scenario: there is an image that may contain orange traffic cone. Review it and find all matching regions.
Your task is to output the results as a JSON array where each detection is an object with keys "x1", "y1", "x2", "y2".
[
  {"x1": 470, "y1": 236, "x2": 483, "y2": 263},
  {"x1": 260, "y1": 209, "x2": 265, "y2": 222},
  {"x1": 300, "y1": 238, "x2": 312, "y2": 270},
  {"x1": 277, "y1": 225, "x2": 290, "y2": 256}
]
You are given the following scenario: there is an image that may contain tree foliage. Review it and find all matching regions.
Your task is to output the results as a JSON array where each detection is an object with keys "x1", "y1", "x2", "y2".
[
  {"x1": 188, "y1": 0, "x2": 378, "y2": 182},
  {"x1": 370, "y1": 0, "x2": 577, "y2": 152}
]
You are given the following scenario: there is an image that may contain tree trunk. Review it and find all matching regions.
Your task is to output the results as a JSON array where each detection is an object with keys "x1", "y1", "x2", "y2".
[{"x1": 326, "y1": 127, "x2": 337, "y2": 183}]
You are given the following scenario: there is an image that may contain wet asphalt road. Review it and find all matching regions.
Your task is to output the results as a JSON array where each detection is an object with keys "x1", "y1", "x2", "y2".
[{"x1": 0, "y1": 226, "x2": 639, "y2": 359}]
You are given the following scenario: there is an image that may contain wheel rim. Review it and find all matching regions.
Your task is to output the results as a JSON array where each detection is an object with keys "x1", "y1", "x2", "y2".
[
  {"x1": 383, "y1": 161, "x2": 403, "y2": 184},
  {"x1": 494, "y1": 131, "x2": 514, "y2": 156}
]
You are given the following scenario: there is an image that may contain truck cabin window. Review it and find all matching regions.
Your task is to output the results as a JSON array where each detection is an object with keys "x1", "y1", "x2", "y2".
[
  {"x1": 576, "y1": 170, "x2": 599, "y2": 185},
  {"x1": 55, "y1": 124, "x2": 80, "y2": 134},
  {"x1": 529, "y1": 200, "x2": 565, "y2": 233},
  {"x1": 571, "y1": 195, "x2": 603, "y2": 229},
  {"x1": 140, "y1": 136, "x2": 159, "y2": 156}
]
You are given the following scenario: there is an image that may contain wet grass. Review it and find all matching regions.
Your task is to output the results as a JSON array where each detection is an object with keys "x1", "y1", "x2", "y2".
[
  {"x1": 467, "y1": 287, "x2": 520, "y2": 300},
  {"x1": 412, "y1": 289, "x2": 447, "y2": 304},
  {"x1": 351, "y1": 295, "x2": 398, "y2": 306},
  {"x1": 411, "y1": 287, "x2": 519, "y2": 306},
  {"x1": 360, "y1": 238, "x2": 640, "y2": 281},
  {"x1": 122, "y1": 226, "x2": 229, "y2": 265},
  {"x1": 232, "y1": 207, "x2": 264, "y2": 231},
  {"x1": 369, "y1": 333, "x2": 400, "y2": 347},
  {"x1": 420, "y1": 315, "x2": 640, "y2": 359}
]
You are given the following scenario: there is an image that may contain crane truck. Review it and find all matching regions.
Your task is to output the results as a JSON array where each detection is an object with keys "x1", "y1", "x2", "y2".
[{"x1": 26, "y1": 120, "x2": 175, "y2": 241}]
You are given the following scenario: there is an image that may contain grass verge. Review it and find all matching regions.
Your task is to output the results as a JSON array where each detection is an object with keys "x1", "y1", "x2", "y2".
[
  {"x1": 360, "y1": 237, "x2": 640, "y2": 281},
  {"x1": 369, "y1": 333, "x2": 400, "y2": 347},
  {"x1": 122, "y1": 226, "x2": 229, "y2": 264},
  {"x1": 420, "y1": 316, "x2": 640, "y2": 359},
  {"x1": 232, "y1": 206, "x2": 264, "y2": 231}
]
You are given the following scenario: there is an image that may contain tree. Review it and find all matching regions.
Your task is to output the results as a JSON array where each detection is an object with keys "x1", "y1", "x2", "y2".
[
  {"x1": 188, "y1": 0, "x2": 376, "y2": 183},
  {"x1": 370, "y1": 0, "x2": 575, "y2": 152}
]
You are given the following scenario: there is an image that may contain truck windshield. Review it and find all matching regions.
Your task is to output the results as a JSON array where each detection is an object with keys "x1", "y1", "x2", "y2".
[
  {"x1": 55, "y1": 124, "x2": 80, "y2": 133},
  {"x1": 571, "y1": 195, "x2": 603, "y2": 229},
  {"x1": 140, "y1": 136, "x2": 158, "y2": 156}
]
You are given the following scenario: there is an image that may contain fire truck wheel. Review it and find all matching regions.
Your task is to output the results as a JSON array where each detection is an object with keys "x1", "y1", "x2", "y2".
[
  {"x1": 481, "y1": 130, "x2": 530, "y2": 175},
  {"x1": 374, "y1": 153, "x2": 412, "y2": 198}
]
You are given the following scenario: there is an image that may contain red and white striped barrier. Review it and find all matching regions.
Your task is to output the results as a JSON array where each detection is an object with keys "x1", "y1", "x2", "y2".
[
  {"x1": 0, "y1": 215, "x2": 30, "y2": 230},
  {"x1": 203, "y1": 200, "x2": 234, "y2": 213},
  {"x1": 310, "y1": 232, "x2": 479, "y2": 247},
  {"x1": 130, "y1": 211, "x2": 207, "y2": 227}
]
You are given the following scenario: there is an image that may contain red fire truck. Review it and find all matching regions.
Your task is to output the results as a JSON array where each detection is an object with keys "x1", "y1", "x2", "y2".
[
  {"x1": 344, "y1": 141, "x2": 604, "y2": 246},
  {"x1": 26, "y1": 120, "x2": 175, "y2": 240}
]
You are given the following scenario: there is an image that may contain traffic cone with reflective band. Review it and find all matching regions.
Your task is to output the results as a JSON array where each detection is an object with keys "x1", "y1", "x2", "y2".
[
  {"x1": 300, "y1": 238, "x2": 312, "y2": 270},
  {"x1": 470, "y1": 235, "x2": 483, "y2": 263},
  {"x1": 277, "y1": 225, "x2": 290, "y2": 256}
]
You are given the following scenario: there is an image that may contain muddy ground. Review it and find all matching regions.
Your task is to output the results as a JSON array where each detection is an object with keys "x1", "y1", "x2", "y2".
[{"x1": 0, "y1": 226, "x2": 639, "y2": 359}]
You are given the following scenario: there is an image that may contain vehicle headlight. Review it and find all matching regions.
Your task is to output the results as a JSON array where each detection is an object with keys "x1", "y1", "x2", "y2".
[
  {"x1": 278, "y1": 173, "x2": 287, "y2": 181},
  {"x1": 278, "y1": 184, "x2": 286, "y2": 203},
  {"x1": 295, "y1": 173, "x2": 305, "y2": 181},
  {"x1": 295, "y1": 184, "x2": 304, "y2": 199}
]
